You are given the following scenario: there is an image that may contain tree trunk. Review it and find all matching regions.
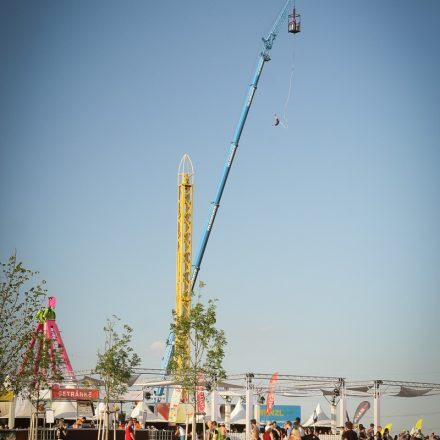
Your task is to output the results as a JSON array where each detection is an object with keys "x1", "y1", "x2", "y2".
[
  {"x1": 104, "y1": 401, "x2": 110, "y2": 440},
  {"x1": 192, "y1": 390, "x2": 197, "y2": 440}
]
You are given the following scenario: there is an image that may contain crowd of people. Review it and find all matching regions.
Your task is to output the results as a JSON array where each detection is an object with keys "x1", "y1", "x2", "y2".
[
  {"x1": 1, "y1": 416, "x2": 438, "y2": 440},
  {"x1": 343, "y1": 422, "x2": 438, "y2": 440}
]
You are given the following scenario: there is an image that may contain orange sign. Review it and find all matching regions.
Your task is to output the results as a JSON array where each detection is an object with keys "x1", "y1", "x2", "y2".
[{"x1": 52, "y1": 388, "x2": 99, "y2": 400}]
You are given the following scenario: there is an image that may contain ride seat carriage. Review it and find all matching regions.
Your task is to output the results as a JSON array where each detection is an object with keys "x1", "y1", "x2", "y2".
[{"x1": 288, "y1": 10, "x2": 301, "y2": 34}]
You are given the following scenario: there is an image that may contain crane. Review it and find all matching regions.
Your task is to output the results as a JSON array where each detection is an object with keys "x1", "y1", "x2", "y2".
[{"x1": 153, "y1": 0, "x2": 300, "y2": 398}]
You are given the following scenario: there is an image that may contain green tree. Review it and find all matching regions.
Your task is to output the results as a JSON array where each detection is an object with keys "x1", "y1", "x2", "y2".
[
  {"x1": 95, "y1": 316, "x2": 141, "y2": 440},
  {"x1": 169, "y1": 295, "x2": 227, "y2": 436},
  {"x1": 19, "y1": 331, "x2": 63, "y2": 440},
  {"x1": 0, "y1": 253, "x2": 47, "y2": 395}
]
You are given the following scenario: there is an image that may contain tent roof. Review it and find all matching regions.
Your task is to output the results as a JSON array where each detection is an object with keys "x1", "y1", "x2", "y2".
[{"x1": 303, "y1": 403, "x2": 331, "y2": 427}]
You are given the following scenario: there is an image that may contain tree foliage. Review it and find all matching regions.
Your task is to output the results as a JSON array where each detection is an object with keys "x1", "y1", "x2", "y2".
[
  {"x1": 0, "y1": 253, "x2": 47, "y2": 394},
  {"x1": 95, "y1": 316, "x2": 141, "y2": 405},
  {"x1": 169, "y1": 295, "x2": 227, "y2": 409},
  {"x1": 18, "y1": 330, "x2": 63, "y2": 402}
]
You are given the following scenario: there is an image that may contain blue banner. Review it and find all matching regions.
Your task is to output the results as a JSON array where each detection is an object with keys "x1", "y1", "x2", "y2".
[{"x1": 260, "y1": 405, "x2": 301, "y2": 423}]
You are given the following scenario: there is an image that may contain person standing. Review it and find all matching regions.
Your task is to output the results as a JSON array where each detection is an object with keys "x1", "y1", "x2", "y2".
[
  {"x1": 219, "y1": 423, "x2": 228, "y2": 440},
  {"x1": 56, "y1": 419, "x2": 68, "y2": 440},
  {"x1": 359, "y1": 425, "x2": 367, "y2": 440},
  {"x1": 375, "y1": 427, "x2": 383, "y2": 440},
  {"x1": 264, "y1": 424, "x2": 274, "y2": 440},
  {"x1": 342, "y1": 422, "x2": 358, "y2": 440},
  {"x1": 383, "y1": 428, "x2": 392, "y2": 440},
  {"x1": 295, "y1": 418, "x2": 305, "y2": 440},
  {"x1": 178, "y1": 425, "x2": 185, "y2": 440},
  {"x1": 125, "y1": 419, "x2": 135, "y2": 440},
  {"x1": 251, "y1": 419, "x2": 260, "y2": 440},
  {"x1": 272, "y1": 423, "x2": 281, "y2": 440},
  {"x1": 289, "y1": 426, "x2": 301, "y2": 440},
  {"x1": 209, "y1": 421, "x2": 219, "y2": 440}
]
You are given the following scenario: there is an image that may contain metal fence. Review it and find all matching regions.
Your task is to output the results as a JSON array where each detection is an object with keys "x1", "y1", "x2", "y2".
[{"x1": 146, "y1": 430, "x2": 175, "y2": 440}]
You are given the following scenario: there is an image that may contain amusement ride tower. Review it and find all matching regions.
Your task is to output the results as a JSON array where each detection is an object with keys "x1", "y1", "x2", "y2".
[
  {"x1": 175, "y1": 154, "x2": 194, "y2": 372},
  {"x1": 19, "y1": 296, "x2": 76, "y2": 383}
]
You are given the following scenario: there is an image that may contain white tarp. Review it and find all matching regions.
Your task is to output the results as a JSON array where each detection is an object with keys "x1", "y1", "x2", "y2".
[{"x1": 303, "y1": 403, "x2": 331, "y2": 427}]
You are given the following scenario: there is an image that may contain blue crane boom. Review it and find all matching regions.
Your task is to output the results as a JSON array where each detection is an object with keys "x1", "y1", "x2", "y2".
[
  {"x1": 154, "y1": 0, "x2": 296, "y2": 398},
  {"x1": 190, "y1": 0, "x2": 294, "y2": 291}
]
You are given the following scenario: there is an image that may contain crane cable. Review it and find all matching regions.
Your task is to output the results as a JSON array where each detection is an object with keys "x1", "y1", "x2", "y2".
[{"x1": 277, "y1": 42, "x2": 296, "y2": 129}]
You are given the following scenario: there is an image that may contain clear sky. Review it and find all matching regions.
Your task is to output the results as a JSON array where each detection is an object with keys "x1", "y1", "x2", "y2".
[{"x1": 1, "y1": 0, "x2": 439, "y2": 433}]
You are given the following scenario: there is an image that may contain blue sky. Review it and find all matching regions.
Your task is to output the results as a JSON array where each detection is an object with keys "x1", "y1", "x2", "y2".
[{"x1": 1, "y1": 0, "x2": 439, "y2": 432}]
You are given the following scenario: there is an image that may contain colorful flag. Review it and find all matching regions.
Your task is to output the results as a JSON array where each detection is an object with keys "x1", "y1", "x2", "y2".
[
  {"x1": 266, "y1": 372, "x2": 279, "y2": 415},
  {"x1": 353, "y1": 401, "x2": 371, "y2": 425}
]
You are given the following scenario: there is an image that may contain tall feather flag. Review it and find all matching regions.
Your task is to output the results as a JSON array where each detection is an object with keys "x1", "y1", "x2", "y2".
[
  {"x1": 197, "y1": 373, "x2": 205, "y2": 413},
  {"x1": 353, "y1": 401, "x2": 371, "y2": 425},
  {"x1": 410, "y1": 419, "x2": 423, "y2": 435},
  {"x1": 266, "y1": 372, "x2": 279, "y2": 415}
]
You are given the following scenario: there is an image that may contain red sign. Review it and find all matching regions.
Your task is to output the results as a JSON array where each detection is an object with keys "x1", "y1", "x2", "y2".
[
  {"x1": 52, "y1": 388, "x2": 99, "y2": 400},
  {"x1": 266, "y1": 372, "x2": 279, "y2": 415}
]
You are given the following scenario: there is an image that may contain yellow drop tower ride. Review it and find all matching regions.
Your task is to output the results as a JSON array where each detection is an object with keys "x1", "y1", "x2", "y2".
[{"x1": 175, "y1": 154, "x2": 194, "y2": 371}]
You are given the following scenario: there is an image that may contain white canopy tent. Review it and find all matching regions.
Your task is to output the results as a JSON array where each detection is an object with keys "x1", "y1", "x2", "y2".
[
  {"x1": 303, "y1": 403, "x2": 331, "y2": 427},
  {"x1": 229, "y1": 399, "x2": 246, "y2": 424}
]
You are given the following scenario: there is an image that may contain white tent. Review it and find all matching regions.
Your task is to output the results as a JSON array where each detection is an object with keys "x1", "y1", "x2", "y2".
[
  {"x1": 229, "y1": 399, "x2": 246, "y2": 424},
  {"x1": 52, "y1": 401, "x2": 78, "y2": 419},
  {"x1": 303, "y1": 403, "x2": 331, "y2": 427},
  {"x1": 130, "y1": 402, "x2": 155, "y2": 420},
  {"x1": 13, "y1": 398, "x2": 34, "y2": 418}
]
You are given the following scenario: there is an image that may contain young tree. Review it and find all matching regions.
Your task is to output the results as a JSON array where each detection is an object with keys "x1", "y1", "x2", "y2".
[
  {"x1": 18, "y1": 331, "x2": 63, "y2": 440},
  {"x1": 0, "y1": 253, "x2": 47, "y2": 394},
  {"x1": 169, "y1": 296, "x2": 227, "y2": 436},
  {"x1": 95, "y1": 316, "x2": 141, "y2": 440}
]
